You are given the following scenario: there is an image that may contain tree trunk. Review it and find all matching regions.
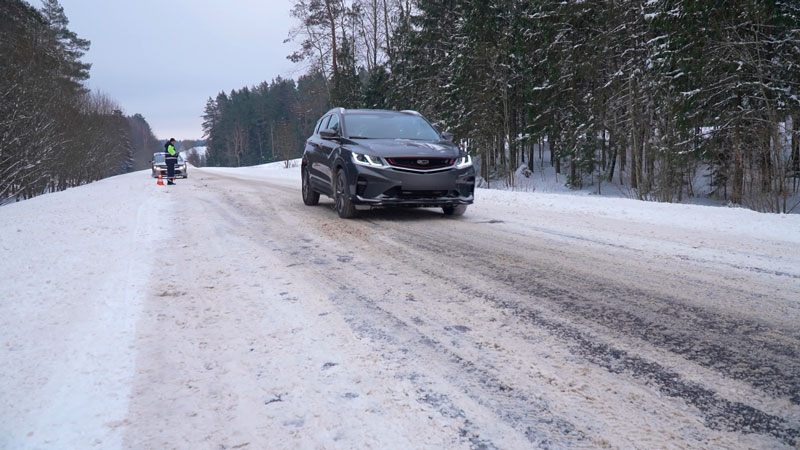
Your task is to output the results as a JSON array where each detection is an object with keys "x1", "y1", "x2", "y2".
[
  {"x1": 601, "y1": 129, "x2": 607, "y2": 171},
  {"x1": 528, "y1": 138, "x2": 534, "y2": 172},
  {"x1": 732, "y1": 126, "x2": 744, "y2": 204},
  {"x1": 792, "y1": 115, "x2": 800, "y2": 194},
  {"x1": 793, "y1": 115, "x2": 800, "y2": 172},
  {"x1": 630, "y1": 118, "x2": 639, "y2": 191},
  {"x1": 483, "y1": 142, "x2": 490, "y2": 188},
  {"x1": 382, "y1": 0, "x2": 392, "y2": 60},
  {"x1": 550, "y1": 135, "x2": 560, "y2": 174},
  {"x1": 608, "y1": 135, "x2": 617, "y2": 182},
  {"x1": 644, "y1": 126, "x2": 653, "y2": 194},
  {"x1": 569, "y1": 156, "x2": 576, "y2": 188},
  {"x1": 323, "y1": 0, "x2": 339, "y2": 100},
  {"x1": 270, "y1": 122, "x2": 275, "y2": 160},
  {"x1": 761, "y1": 132, "x2": 771, "y2": 194}
]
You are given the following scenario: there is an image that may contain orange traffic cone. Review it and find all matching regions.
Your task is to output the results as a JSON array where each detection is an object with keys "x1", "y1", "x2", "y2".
[{"x1": 157, "y1": 174, "x2": 164, "y2": 185}]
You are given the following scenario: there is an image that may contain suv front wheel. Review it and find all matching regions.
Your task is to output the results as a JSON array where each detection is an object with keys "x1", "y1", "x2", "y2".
[
  {"x1": 334, "y1": 169, "x2": 357, "y2": 218},
  {"x1": 302, "y1": 164, "x2": 320, "y2": 206}
]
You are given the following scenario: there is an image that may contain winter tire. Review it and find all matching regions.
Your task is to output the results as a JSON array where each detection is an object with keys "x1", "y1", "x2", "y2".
[
  {"x1": 334, "y1": 169, "x2": 356, "y2": 218},
  {"x1": 302, "y1": 164, "x2": 320, "y2": 206}
]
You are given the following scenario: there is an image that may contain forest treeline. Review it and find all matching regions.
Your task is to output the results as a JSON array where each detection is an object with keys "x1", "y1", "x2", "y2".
[
  {"x1": 201, "y1": 74, "x2": 328, "y2": 167},
  {"x1": 0, "y1": 0, "x2": 161, "y2": 202},
  {"x1": 206, "y1": 0, "x2": 800, "y2": 212}
]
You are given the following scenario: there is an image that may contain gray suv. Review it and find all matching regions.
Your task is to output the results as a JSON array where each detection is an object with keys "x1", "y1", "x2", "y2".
[{"x1": 301, "y1": 108, "x2": 475, "y2": 218}]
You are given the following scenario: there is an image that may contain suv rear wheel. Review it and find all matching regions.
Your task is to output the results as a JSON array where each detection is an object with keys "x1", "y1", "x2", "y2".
[
  {"x1": 334, "y1": 169, "x2": 356, "y2": 218},
  {"x1": 302, "y1": 164, "x2": 320, "y2": 206}
]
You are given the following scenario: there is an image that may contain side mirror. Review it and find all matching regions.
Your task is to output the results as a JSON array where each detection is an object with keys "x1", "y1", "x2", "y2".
[
  {"x1": 441, "y1": 131, "x2": 454, "y2": 142},
  {"x1": 319, "y1": 128, "x2": 339, "y2": 140}
]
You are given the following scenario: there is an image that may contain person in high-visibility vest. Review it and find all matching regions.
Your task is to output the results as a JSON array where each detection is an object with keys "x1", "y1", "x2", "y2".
[{"x1": 165, "y1": 138, "x2": 178, "y2": 185}]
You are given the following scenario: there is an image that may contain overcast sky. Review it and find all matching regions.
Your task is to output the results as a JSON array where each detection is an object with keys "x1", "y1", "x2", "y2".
[{"x1": 41, "y1": 0, "x2": 301, "y2": 140}]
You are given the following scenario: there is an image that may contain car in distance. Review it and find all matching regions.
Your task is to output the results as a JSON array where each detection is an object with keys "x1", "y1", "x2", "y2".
[
  {"x1": 150, "y1": 152, "x2": 188, "y2": 179},
  {"x1": 301, "y1": 108, "x2": 475, "y2": 218}
]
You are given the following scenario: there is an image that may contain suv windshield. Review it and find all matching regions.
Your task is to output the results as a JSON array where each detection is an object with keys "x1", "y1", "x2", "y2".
[{"x1": 344, "y1": 113, "x2": 441, "y2": 140}]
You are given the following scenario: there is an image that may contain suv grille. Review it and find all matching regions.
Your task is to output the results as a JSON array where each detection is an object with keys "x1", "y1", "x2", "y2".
[
  {"x1": 382, "y1": 188, "x2": 458, "y2": 199},
  {"x1": 386, "y1": 157, "x2": 455, "y2": 170}
]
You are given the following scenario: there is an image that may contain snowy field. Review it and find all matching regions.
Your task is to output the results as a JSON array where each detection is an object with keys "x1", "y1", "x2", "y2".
[{"x1": 1, "y1": 161, "x2": 799, "y2": 449}]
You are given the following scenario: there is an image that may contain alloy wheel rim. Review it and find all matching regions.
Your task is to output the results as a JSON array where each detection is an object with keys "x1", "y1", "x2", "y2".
[{"x1": 336, "y1": 174, "x2": 345, "y2": 212}]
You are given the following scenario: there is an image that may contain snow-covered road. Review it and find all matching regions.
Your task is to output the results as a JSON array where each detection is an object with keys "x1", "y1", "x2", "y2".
[{"x1": 1, "y1": 164, "x2": 799, "y2": 449}]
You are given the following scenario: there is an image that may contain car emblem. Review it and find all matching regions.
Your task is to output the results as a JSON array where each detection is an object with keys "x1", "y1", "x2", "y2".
[{"x1": 416, "y1": 159, "x2": 430, "y2": 165}]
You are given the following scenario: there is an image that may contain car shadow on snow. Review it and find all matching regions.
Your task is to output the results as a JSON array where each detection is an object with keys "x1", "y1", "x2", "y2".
[{"x1": 317, "y1": 200, "x2": 461, "y2": 222}]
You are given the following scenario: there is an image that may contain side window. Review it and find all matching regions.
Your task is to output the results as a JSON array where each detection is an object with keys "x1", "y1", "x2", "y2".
[
  {"x1": 315, "y1": 115, "x2": 330, "y2": 134},
  {"x1": 328, "y1": 114, "x2": 340, "y2": 133}
]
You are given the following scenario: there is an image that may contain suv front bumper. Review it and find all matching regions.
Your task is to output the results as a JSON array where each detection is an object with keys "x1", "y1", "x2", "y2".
[{"x1": 348, "y1": 163, "x2": 475, "y2": 208}]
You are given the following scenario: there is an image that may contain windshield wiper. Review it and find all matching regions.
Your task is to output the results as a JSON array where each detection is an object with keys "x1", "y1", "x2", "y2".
[{"x1": 348, "y1": 136, "x2": 372, "y2": 139}]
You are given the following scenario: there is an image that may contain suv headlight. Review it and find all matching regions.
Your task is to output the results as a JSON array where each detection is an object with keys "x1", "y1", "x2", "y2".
[
  {"x1": 455, "y1": 154, "x2": 472, "y2": 168},
  {"x1": 352, "y1": 152, "x2": 385, "y2": 168}
]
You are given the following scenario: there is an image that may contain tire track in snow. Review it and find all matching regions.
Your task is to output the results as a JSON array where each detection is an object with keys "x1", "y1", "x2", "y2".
[
  {"x1": 459, "y1": 284, "x2": 800, "y2": 446},
  {"x1": 399, "y1": 227, "x2": 800, "y2": 405},
  {"x1": 490, "y1": 219, "x2": 800, "y2": 280},
  {"x1": 381, "y1": 222, "x2": 800, "y2": 446},
  {"x1": 324, "y1": 287, "x2": 587, "y2": 449}
]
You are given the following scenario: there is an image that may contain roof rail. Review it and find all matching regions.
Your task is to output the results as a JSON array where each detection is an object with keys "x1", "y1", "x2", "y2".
[
  {"x1": 326, "y1": 107, "x2": 346, "y2": 115},
  {"x1": 400, "y1": 109, "x2": 422, "y2": 116}
]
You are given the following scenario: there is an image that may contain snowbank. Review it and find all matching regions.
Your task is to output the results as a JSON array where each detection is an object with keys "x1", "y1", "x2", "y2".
[{"x1": 0, "y1": 172, "x2": 173, "y2": 449}]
